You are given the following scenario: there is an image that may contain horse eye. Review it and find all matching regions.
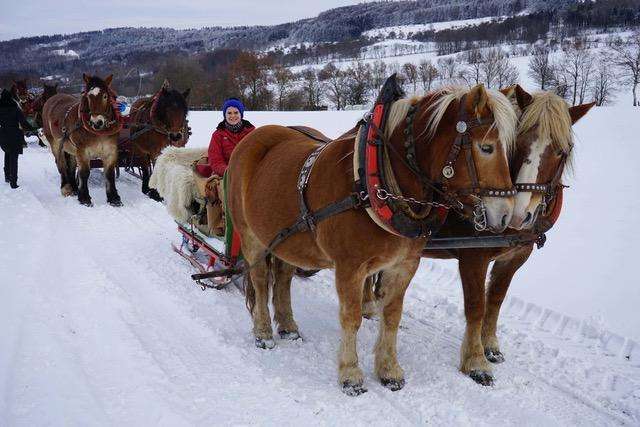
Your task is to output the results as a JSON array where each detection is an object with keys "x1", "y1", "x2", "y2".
[{"x1": 480, "y1": 144, "x2": 494, "y2": 154}]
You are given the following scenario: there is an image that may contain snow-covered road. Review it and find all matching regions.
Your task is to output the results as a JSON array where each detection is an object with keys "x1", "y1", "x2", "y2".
[{"x1": 1, "y1": 109, "x2": 639, "y2": 425}]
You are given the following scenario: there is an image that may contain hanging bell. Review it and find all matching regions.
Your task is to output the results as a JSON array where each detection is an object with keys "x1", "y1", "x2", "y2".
[{"x1": 456, "y1": 121, "x2": 467, "y2": 133}]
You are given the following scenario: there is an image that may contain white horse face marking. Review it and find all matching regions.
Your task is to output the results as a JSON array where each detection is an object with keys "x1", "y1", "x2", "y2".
[
  {"x1": 88, "y1": 87, "x2": 101, "y2": 96},
  {"x1": 510, "y1": 135, "x2": 551, "y2": 230}
]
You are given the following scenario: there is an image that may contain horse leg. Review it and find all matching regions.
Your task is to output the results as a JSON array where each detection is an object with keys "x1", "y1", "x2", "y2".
[
  {"x1": 64, "y1": 152, "x2": 78, "y2": 195},
  {"x1": 142, "y1": 157, "x2": 162, "y2": 202},
  {"x1": 104, "y1": 148, "x2": 122, "y2": 207},
  {"x1": 458, "y1": 251, "x2": 493, "y2": 386},
  {"x1": 335, "y1": 264, "x2": 367, "y2": 396},
  {"x1": 374, "y1": 258, "x2": 419, "y2": 391},
  {"x1": 75, "y1": 152, "x2": 92, "y2": 207},
  {"x1": 482, "y1": 245, "x2": 533, "y2": 363},
  {"x1": 272, "y1": 258, "x2": 300, "y2": 340},
  {"x1": 52, "y1": 141, "x2": 74, "y2": 197}
]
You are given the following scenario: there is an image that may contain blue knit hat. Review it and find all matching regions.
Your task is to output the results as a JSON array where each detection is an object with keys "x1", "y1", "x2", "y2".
[{"x1": 222, "y1": 98, "x2": 245, "y2": 119}]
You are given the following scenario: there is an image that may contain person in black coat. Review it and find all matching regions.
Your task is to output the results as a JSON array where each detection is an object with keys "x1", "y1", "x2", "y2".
[{"x1": 0, "y1": 88, "x2": 35, "y2": 188}]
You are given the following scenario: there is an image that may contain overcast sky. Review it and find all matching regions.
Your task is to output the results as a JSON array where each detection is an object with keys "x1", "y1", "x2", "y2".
[{"x1": 0, "y1": 1, "x2": 378, "y2": 41}]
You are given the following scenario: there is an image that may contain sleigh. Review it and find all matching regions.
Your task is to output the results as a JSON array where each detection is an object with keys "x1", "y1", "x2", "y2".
[{"x1": 149, "y1": 147, "x2": 246, "y2": 290}]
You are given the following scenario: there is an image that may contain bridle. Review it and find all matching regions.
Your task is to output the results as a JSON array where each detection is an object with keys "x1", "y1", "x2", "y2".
[
  {"x1": 514, "y1": 141, "x2": 573, "y2": 222},
  {"x1": 128, "y1": 90, "x2": 189, "y2": 146},
  {"x1": 375, "y1": 94, "x2": 516, "y2": 232},
  {"x1": 78, "y1": 86, "x2": 122, "y2": 136}
]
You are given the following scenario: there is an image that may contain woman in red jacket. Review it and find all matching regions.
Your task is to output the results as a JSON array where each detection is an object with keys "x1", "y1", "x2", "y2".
[{"x1": 208, "y1": 98, "x2": 255, "y2": 176}]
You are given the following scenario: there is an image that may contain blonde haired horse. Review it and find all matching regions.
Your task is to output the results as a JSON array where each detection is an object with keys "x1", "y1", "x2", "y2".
[
  {"x1": 42, "y1": 74, "x2": 123, "y2": 206},
  {"x1": 227, "y1": 84, "x2": 517, "y2": 395},
  {"x1": 365, "y1": 86, "x2": 594, "y2": 386}
]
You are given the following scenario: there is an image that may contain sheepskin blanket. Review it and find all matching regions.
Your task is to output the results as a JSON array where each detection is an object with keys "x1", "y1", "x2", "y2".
[{"x1": 149, "y1": 146, "x2": 207, "y2": 222}]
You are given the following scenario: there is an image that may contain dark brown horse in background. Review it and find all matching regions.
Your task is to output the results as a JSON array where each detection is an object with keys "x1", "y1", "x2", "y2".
[
  {"x1": 228, "y1": 84, "x2": 517, "y2": 395},
  {"x1": 30, "y1": 83, "x2": 59, "y2": 146},
  {"x1": 128, "y1": 80, "x2": 190, "y2": 201},
  {"x1": 363, "y1": 86, "x2": 595, "y2": 386},
  {"x1": 10, "y1": 79, "x2": 32, "y2": 111},
  {"x1": 42, "y1": 74, "x2": 123, "y2": 206}
]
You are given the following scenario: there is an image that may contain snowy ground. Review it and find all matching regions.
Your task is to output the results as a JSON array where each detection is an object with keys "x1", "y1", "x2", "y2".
[{"x1": 1, "y1": 110, "x2": 639, "y2": 425}]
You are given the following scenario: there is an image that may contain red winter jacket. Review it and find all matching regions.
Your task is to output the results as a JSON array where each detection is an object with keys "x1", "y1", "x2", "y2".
[{"x1": 207, "y1": 120, "x2": 255, "y2": 176}]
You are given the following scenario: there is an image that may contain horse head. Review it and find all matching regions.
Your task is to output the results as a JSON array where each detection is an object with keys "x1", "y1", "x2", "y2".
[
  {"x1": 399, "y1": 84, "x2": 516, "y2": 232},
  {"x1": 42, "y1": 83, "x2": 58, "y2": 100},
  {"x1": 82, "y1": 73, "x2": 116, "y2": 131},
  {"x1": 505, "y1": 85, "x2": 594, "y2": 230},
  {"x1": 152, "y1": 80, "x2": 190, "y2": 147}
]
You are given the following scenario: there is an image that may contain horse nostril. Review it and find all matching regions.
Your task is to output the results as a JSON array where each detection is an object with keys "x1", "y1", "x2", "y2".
[
  {"x1": 501, "y1": 214, "x2": 508, "y2": 228},
  {"x1": 523, "y1": 212, "x2": 532, "y2": 225}
]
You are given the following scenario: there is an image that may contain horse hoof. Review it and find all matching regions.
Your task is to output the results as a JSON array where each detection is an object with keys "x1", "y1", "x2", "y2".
[
  {"x1": 381, "y1": 377, "x2": 405, "y2": 391},
  {"x1": 469, "y1": 370, "x2": 494, "y2": 386},
  {"x1": 255, "y1": 338, "x2": 276, "y2": 350},
  {"x1": 341, "y1": 381, "x2": 367, "y2": 397},
  {"x1": 108, "y1": 197, "x2": 123, "y2": 207},
  {"x1": 79, "y1": 198, "x2": 93, "y2": 207},
  {"x1": 279, "y1": 330, "x2": 301, "y2": 341},
  {"x1": 485, "y1": 349, "x2": 505, "y2": 364}
]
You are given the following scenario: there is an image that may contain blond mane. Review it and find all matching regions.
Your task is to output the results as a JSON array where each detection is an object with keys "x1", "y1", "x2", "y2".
[
  {"x1": 384, "y1": 86, "x2": 517, "y2": 154},
  {"x1": 519, "y1": 92, "x2": 574, "y2": 173}
]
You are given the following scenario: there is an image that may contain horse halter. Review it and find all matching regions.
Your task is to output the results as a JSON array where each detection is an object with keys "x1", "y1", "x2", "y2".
[
  {"x1": 394, "y1": 95, "x2": 515, "y2": 231},
  {"x1": 515, "y1": 143, "x2": 572, "y2": 218},
  {"x1": 78, "y1": 87, "x2": 122, "y2": 135},
  {"x1": 147, "y1": 91, "x2": 189, "y2": 146}
]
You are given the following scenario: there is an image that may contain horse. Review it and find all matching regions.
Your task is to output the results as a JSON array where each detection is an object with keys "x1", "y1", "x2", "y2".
[
  {"x1": 363, "y1": 86, "x2": 595, "y2": 386},
  {"x1": 10, "y1": 79, "x2": 32, "y2": 111},
  {"x1": 42, "y1": 73, "x2": 123, "y2": 207},
  {"x1": 227, "y1": 82, "x2": 518, "y2": 395},
  {"x1": 127, "y1": 80, "x2": 190, "y2": 201},
  {"x1": 30, "y1": 83, "x2": 59, "y2": 146}
]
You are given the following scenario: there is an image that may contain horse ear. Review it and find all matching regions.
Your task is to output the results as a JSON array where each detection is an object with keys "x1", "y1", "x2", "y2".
[
  {"x1": 514, "y1": 85, "x2": 533, "y2": 110},
  {"x1": 468, "y1": 84, "x2": 488, "y2": 115},
  {"x1": 499, "y1": 85, "x2": 516, "y2": 98},
  {"x1": 104, "y1": 74, "x2": 113, "y2": 86},
  {"x1": 568, "y1": 102, "x2": 595, "y2": 125},
  {"x1": 83, "y1": 73, "x2": 90, "y2": 84},
  {"x1": 162, "y1": 79, "x2": 170, "y2": 90},
  {"x1": 182, "y1": 88, "x2": 191, "y2": 99}
]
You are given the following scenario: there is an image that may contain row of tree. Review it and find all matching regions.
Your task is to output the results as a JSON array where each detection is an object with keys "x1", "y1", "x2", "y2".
[{"x1": 528, "y1": 34, "x2": 640, "y2": 106}]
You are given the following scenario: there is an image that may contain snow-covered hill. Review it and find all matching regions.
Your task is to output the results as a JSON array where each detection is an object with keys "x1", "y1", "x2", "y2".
[{"x1": 1, "y1": 109, "x2": 638, "y2": 425}]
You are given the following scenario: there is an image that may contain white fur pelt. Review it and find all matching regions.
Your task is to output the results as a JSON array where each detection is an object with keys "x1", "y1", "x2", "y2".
[{"x1": 150, "y1": 146, "x2": 207, "y2": 222}]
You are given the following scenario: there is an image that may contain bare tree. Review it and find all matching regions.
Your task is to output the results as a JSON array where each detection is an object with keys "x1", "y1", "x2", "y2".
[
  {"x1": 370, "y1": 60, "x2": 388, "y2": 92},
  {"x1": 481, "y1": 48, "x2": 504, "y2": 89},
  {"x1": 318, "y1": 62, "x2": 349, "y2": 110},
  {"x1": 591, "y1": 51, "x2": 618, "y2": 106},
  {"x1": 346, "y1": 61, "x2": 372, "y2": 106},
  {"x1": 418, "y1": 59, "x2": 439, "y2": 92},
  {"x1": 437, "y1": 57, "x2": 458, "y2": 84},
  {"x1": 232, "y1": 51, "x2": 273, "y2": 110},
  {"x1": 557, "y1": 43, "x2": 592, "y2": 105},
  {"x1": 272, "y1": 64, "x2": 296, "y2": 111},
  {"x1": 611, "y1": 32, "x2": 640, "y2": 106},
  {"x1": 528, "y1": 46, "x2": 555, "y2": 90},
  {"x1": 299, "y1": 68, "x2": 322, "y2": 109},
  {"x1": 497, "y1": 57, "x2": 520, "y2": 88},
  {"x1": 402, "y1": 62, "x2": 419, "y2": 93},
  {"x1": 464, "y1": 49, "x2": 484, "y2": 85}
]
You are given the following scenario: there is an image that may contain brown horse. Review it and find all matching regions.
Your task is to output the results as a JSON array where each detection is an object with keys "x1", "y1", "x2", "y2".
[
  {"x1": 227, "y1": 84, "x2": 517, "y2": 395},
  {"x1": 42, "y1": 74, "x2": 123, "y2": 206},
  {"x1": 364, "y1": 86, "x2": 595, "y2": 386},
  {"x1": 10, "y1": 79, "x2": 32, "y2": 110},
  {"x1": 128, "y1": 80, "x2": 190, "y2": 201}
]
